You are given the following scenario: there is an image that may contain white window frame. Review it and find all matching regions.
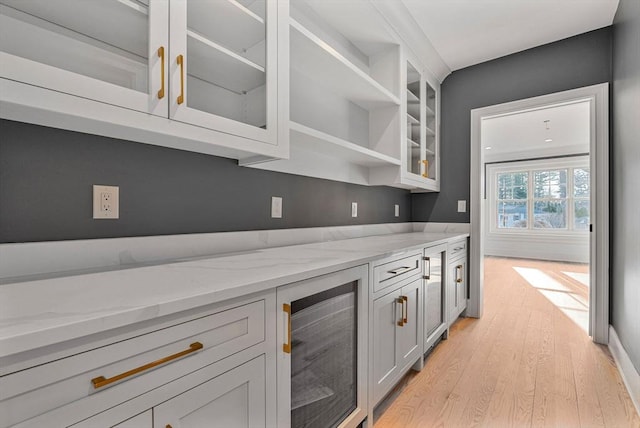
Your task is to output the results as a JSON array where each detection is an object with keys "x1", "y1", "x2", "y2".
[{"x1": 488, "y1": 156, "x2": 589, "y2": 236}]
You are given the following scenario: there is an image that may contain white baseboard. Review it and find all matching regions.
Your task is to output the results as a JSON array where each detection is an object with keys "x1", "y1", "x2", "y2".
[{"x1": 608, "y1": 325, "x2": 640, "y2": 415}]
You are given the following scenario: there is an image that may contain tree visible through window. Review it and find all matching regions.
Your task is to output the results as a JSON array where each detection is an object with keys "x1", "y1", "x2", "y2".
[
  {"x1": 496, "y1": 172, "x2": 528, "y2": 228},
  {"x1": 495, "y1": 165, "x2": 589, "y2": 232}
]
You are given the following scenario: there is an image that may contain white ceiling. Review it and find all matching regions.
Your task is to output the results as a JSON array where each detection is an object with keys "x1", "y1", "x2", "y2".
[
  {"x1": 401, "y1": 0, "x2": 619, "y2": 71},
  {"x1": 481, "y1": 100, "x2": 590, "y2": 160}
]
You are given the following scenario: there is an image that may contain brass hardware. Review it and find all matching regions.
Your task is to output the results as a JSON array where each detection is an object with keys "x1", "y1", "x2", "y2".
[
  {"x1": 91, "y1": 342, "x2": 203, "y2": 389},
  {"x1": 456, "y1": 265, "x2": 463, "y2": 283},
  {"x1": 166, "y1": 425, "x2": 172, "y2": 428},
  {"x1": 157, "y1": 46, "x2": 165, "y2": 99},
  {"x1": 402, "y1": 295, "x2": 408, "y2": 323},
  {"x1": 388, "y1": 266, "x2": 412, "y2": 275},
  {"x1": 396, "y1": 297, "x2": 405, "y2": 327},
  {"x1": 177, "y1": 54, "x2": 185, "y2": 105},
  {"x1": 283, "y1": 303, "x2": 292, "y2": 354},
  {"x1": 423, "y1": 256, "x2": 431, "y2": 280},
  {"x1": 422, "y1": 160, "x2": 429, "y2": 178}
]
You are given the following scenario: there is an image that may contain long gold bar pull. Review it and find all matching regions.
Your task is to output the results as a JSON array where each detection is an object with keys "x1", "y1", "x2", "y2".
[
  {"x1": 396, "y1": 297, "x2": 405, "y2": 327},
  {"x1": 91, "y1": 342, "x2": 203, "y2": 389},
  {"x1": 283, "y1": 303, "x2": 292, "y2": 353},
  {"x1": 177, "y1": 54, "x2": 185, "y2": 105},
  {"x1": 157, "y1": 46, "x2": 165, "y2": 99},
  {"x1": 456, "y1": 265, "x2": 463, "y2": 283},
  {"x1": 402, "y1": 295, "x2": 408, "y2": 324}
]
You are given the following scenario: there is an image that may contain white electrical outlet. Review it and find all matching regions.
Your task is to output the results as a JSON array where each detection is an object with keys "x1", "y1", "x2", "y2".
[
  {"x1": 271, "y1": 196, "x2": 283, "y2": 218},
  {"x1": 93, "y1": 185, "x2": 119, "y2": 219},
  {"x1": 351, "y1": 202, "x2": 358, "y2": 218},
  {"x1": 457, "y1": 200, "x2": 467, "y2": 213},
  {"x1": 394, "y1": 204, "x2": 400, "y2": 217}
]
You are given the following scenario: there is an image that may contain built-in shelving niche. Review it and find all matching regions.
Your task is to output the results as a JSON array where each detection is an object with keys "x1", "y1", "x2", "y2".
[{"x1": 243, "y1": 0, "x2": 403, "y2": 186}]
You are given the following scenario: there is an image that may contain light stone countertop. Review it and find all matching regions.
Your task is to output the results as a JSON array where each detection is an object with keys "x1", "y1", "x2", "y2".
[{"x1": 0, "y1": 232, "x2": 468, "y2": 359}]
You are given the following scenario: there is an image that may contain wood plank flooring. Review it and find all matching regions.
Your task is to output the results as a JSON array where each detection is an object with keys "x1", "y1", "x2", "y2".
[{"x1": 374, "y1": 257, "x2": 639, "y2": 428}]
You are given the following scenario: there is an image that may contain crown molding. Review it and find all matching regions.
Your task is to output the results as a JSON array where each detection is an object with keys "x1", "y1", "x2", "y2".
[{"x1": 370, "y1": 0, "x2": 451, "y2": 82}]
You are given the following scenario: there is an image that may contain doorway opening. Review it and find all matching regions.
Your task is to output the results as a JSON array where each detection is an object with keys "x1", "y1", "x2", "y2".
[{"x1": 469, "y1": 84, "x2": 609, "y2": 344}]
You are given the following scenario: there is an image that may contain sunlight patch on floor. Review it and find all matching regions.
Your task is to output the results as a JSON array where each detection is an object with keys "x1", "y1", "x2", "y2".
[
  {"x1": 513, "y1": 266, "x2": 589, "y2": 333},
  {"x1": 562, "y1": 271, "x2": 590, "y2": 287}
]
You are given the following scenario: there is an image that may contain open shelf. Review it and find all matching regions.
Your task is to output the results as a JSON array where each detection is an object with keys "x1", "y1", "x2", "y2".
[
  {"x1": 1, "y1": 0, "x2": 149, "y2": 58},
  {"x1": 425, "y1": 104, "x2": 435, "y2": 117},
  {"x1": 0, "y1": 7, "x2": 148, "y2": 92},
  {"x1": 406, "y1": 89, "x2": 419, "y2": 104},
  {"x1": 290, "y1": 121, "x2": 401, "y2": 167},
  {"x1": 407, "y1": 138, "x2": 419, "y2": 148},
  {"x1": 187, "y1": 30, "x2": 264, "y2": 94},
  {"x1": 290, "y1": 18, "x2": 400, "y2": 110},
  {"x1": 407, "y1": 113, "x2": 420, "y2": 126},
  {"x1": 407, "y1": 102, "x2": 420, "y2": 120},
  {"x1": 187, "y1": 0, "x2": 264, "y2": 55}
]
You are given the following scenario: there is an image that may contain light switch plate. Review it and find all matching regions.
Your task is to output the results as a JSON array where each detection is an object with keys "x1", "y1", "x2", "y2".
[
  {"x1": 271, "y1": 196, "x2": 283, "y2": 218},
  {"x1": 93, "y1": 185, "x2": 119, "y2": 219},
  {"x1": 351, "y1": 202, "x2": 358, "y2": 218},
  {"x1": 457, "y1": 200, "x2": 467, "y2": 213},
  {"x1": 394, "y1": 204, "x2": 400, "y2": 217}
]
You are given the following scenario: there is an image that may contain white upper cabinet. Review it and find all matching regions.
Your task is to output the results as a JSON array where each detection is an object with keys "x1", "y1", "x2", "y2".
[
  {"x1": 0, "y1": 0, "x2": 445, "y2": 188},
  {"x1": 0, "y1": 0, "x2": 167, "y2": 116},
  {"x1": 169, "y1": 0, "x2": 277, "y2": 144},
  {"x1": 0, "y1": 0, "x2": 287, "y2": 160},
  {"x1": 244, "y1": 0, "x2": 442, "y2": 191},
  {"x1": 242, "y1": 0, "x2": 405, "y2": 186}
]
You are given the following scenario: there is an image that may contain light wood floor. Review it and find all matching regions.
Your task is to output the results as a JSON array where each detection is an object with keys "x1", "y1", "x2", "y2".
[{"x1": 374, "y1": 257, "x2": 639, "y2": 428}]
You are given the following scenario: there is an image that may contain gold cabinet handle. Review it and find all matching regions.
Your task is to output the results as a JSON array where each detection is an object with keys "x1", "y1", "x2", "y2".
[
  {"x1": 91, "y1": 342, "x2": 203, "y2": 389},
  {"x1": 402, "y1": 295, "x2": 408, "y2": 324},
  {"x1": 157, "y1": 46, "x2": 165, "y2": 99},
  {"x1": 396, "y1": 297, "x2": 405, "y2": 327},
  {"x1": 422, "y1": 160, "x2": 429, "y2": 178},
  {"x1": 456, "y1": 265, "x2": 463, "y2": 283},
  {"x1": 283, "y1": 303, "x2": 292, "y2": 354},
  {"x1": 177, "y1": 54, "x2": 185, "y2": 105}
]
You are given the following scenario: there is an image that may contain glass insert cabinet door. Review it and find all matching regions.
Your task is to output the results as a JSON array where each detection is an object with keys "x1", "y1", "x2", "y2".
[
  {"x1": 277, "y1": 265, "x2": 368, "y2": 428},
  {"x1": 169, "y1": 0, "x2": 277, "y2": 144},
  {"x1": 0, "y1": 0, "x2": 167, "y2": 116}
]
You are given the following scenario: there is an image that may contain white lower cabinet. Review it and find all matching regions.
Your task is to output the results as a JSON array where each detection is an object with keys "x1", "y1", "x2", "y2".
[
  {"x1": 371, "y1": 277, "x2": 423, "y2": 405},
  {"x1": 447, "y1": 239, "x2": 468, "y2": 326},
  {"x1": 2, "y1": 294, "x2": 275, "y2": 428},
  {"x1": 423, "y1": 244, "x2": 448, "y2": 352},
  {"x1": 154, "y1": 355, "x2": 266, "y2": 428}
]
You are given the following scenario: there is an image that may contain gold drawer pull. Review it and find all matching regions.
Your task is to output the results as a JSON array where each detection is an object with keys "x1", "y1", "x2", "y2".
[
  {"x1": 283, "y1": 303, "x2": 292, "y2": 354},
  {"x1": 91, "y1": 342, "x2": 203, "y2": 389},
  {"x1": 456, "y1": 265, "x2": 464, "y2": 283},
  {"x1": 177, "y1": 54, "x2": 185, "y2": 105},
  {"x1": 402, "y1": 295, "x2": 408, "y2": 324},
  {"x1": 157, "y1": 46, "x2": 165, "y2": 99}
]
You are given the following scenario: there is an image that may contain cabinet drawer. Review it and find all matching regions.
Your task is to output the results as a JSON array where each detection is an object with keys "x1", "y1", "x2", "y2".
[
  {"x1": 0, "y1": 300, "x2": 265, "y2": 428},
  {"x1": 373, "y1": 253, "x2": 422, "y2": 293},
  {"x1": 448, "y1": 239, "x2": 467, "y2": 260}
]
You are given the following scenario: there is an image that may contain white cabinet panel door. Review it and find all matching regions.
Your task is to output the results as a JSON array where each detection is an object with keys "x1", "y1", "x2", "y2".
[
  {"x1": 397, "y1": 280, "x2": 421, "y2": 369},
  {"x1": 153, "y1": 355, "x2": 266, "y2": 428},
  {"x1": 372, "y1": 288, "x2": 402, "y2": 403},
  {"x1": 0, "y1": 0, "x2": 168, "y2": 116}
]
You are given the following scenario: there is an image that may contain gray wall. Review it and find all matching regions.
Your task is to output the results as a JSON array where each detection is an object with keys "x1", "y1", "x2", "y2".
[
  {"x1": 612, "y1": 0, "x2": 640, "y2": 372},
  {"x1": 412, "y1": 28, "x2": 613, "y2": 222},
  {"x1": 0, "y1": 120, "x2": 411, "y2": 243}
]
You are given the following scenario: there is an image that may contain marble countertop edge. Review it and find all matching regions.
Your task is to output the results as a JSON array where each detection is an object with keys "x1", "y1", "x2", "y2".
[{"x1": 0, "y1": 232, "x2": 468, "y2": 359}]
